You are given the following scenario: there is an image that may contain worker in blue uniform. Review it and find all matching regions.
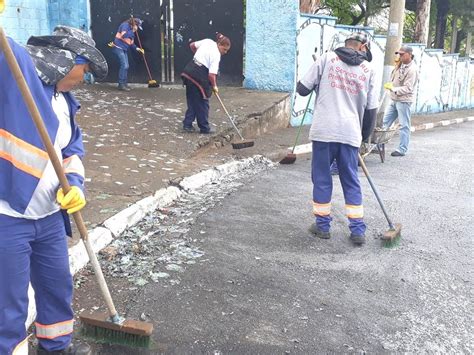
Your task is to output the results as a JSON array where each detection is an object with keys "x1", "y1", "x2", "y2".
[{"x1": 0, "y1": 26, "x2": 107, "y2": 354}]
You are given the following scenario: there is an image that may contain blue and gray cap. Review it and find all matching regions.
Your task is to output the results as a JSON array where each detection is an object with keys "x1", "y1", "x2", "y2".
[{"x1": 25, "y1": 25, "x2": 108, "y2": 85}]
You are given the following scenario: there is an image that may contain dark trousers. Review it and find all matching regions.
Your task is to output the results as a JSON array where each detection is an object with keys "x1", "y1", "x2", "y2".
[
  {"x1": 183, "y1": 82, "x2": 210, "y2": 133},
  {"x1": 311, "y1": 141, "x2": 366, "y2": 236},
  {"x1": 112, "y1": 47, "x2": 129, "y2": 86}
]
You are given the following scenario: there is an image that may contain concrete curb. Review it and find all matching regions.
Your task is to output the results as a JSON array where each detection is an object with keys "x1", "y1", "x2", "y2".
[
  {"x1": 288, "y1": 116, "x2": 474, "y2": 156},
  {"x1": 26, "y1": 155, "x2": 273, "y2": 327}
]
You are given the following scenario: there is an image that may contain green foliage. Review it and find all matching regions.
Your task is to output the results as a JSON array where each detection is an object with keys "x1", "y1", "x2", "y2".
[{"x1": 319, "y1": 0, "x2": 390, "y2": 26}]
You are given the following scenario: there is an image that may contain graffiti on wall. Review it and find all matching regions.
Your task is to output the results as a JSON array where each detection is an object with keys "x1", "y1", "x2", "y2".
[{"x1": 292, "y1": 13, "x2": 473, "y2": 127}]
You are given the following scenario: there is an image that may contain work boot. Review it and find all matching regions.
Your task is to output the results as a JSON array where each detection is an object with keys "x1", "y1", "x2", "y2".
[
  {"x1": 349, "y1": 233, "x2": 366, "y2": 245},
  {"x1": 199, "y1": 128, "x2": 215, "y2": 134},
  {"x1": 117, "y1": 84, "x2": 131, "y2": 91},
  {"x1": 308, "y1": 223, "x2": 331, "y2": 239},
  {"x1": 37, "y1": 340, "x2": 91, "y2": 355}
]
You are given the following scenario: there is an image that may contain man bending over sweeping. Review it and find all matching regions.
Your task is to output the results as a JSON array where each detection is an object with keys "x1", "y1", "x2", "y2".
[
  {"x1": 0, "y1": 26, "x2": 107, "y2": 354},
  {"x1": 296, "y1": 32, "x2": 378, "y2": 245}
]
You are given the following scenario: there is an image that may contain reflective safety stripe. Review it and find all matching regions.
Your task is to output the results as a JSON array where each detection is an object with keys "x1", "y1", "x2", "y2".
[
  {"x1": 35, "y1": 319, "x2": 74, "y2": 339},
  {"x1": 313, "y1": 201, "x2": 331, "y2": 216},
  {"x1": 63, "y1": 154, "x2": 85, "y2": 177},
  {"x1": 12, "y1": 335, "x2": 30, "y2": 355},
  {"x1": 346, "y1": 204, "x2": 364, "y2": 218},
  {"x1": 0, "y1": 129, "x2": 49, "y2": 179}
]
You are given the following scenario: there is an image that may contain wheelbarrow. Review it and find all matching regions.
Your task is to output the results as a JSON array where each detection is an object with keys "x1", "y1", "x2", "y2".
[{"x1": 360, "y1": 124, "x2": 399, "y2": 163}]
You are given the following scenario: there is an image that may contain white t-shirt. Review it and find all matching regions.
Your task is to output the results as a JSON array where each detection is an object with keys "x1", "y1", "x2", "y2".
[
  {"x1": 193, "y1": 39, "x2": 221, "y2": 74},
  {"x1": 301, "y1": 51, "x2": 379, "y2": 148}
]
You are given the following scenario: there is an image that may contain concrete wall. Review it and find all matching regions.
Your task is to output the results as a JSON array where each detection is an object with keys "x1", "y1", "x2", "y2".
[
  {"x1": 0, "y1": 0, "x2": 49, "y2": 43},
  {"x1": 244, "y1": 0, "x2": 298, "y2": 92},
  {"x1": 0, "y1": 0, "x2": 89, "y2": 43},
  {"x1": 289, "y1": 13, "x2": 474, "y2": 126}
]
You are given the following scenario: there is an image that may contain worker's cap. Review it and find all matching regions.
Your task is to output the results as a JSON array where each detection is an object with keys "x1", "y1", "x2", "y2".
[
  {"x1": 132, "y1": 18, "x2": 143, "y2": 30},
  {"x1": 25, "y1": 25, "x2": 108, "y2": 85},
  {"x1": 345, "y1": 32, "x2": 369, "y2": 46},
  {"x1": 395, "y1": 45, "x2": 413, "y2": 55}
]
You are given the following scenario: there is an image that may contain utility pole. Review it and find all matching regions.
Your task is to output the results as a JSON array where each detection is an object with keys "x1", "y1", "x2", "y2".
[{"x1": 382, "y1": 0, "x2": 406, "y2": 93}]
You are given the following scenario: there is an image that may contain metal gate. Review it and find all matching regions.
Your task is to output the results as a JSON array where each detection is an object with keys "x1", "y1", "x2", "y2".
[
  {"x1": 89, "y1": 0, "x2": 161, "y2": 84},
  {"x1": 173, "y1": 0, "x2": 244, "y2": 85}
]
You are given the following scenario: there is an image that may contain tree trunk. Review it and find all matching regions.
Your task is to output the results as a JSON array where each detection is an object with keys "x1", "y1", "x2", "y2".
[
  {"x1": 434, "y1": 0, "x2": 450, "y2": 49},
  {"x1": 450, "y1": 15, "x2": 458, "y2": 53},
  {"x1": 413, "y1": 0, "x2": 431, "y2": 45},
  {"x1": 299, "y1": 0, "x2": 321, "y2": 14}
]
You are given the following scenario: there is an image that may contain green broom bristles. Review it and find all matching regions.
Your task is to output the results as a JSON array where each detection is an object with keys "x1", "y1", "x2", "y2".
[
  {"x1": 383, "y1": 235, "x2": 401, "y2": 248},
  {"x1": 81, "y1": 322, "x2": 151, "y2": 348}
]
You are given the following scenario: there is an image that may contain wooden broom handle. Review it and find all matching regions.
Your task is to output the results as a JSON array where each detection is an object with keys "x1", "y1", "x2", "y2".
[{"x1": 0, "y1": 27, "x2": 120, "y2": 320}]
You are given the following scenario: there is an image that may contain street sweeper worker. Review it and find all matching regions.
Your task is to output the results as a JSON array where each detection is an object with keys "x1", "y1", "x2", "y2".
[
  {"x1": 181, "y1": 32, "x2": 231, "y2": 134},
  {"x1": 296, "y1": 32, "x2": 378, "y2": 246},
  {"x1": 111, "y1": 17, "x2": 145, "y2": 91},
  {"x1": 0, "y1": 26, "x2": 107, "y2": 354}
]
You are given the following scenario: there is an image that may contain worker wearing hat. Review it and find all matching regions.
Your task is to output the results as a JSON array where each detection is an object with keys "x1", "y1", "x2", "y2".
[
  {"x1": 0, "y1": 25, "x2": 107, "y2": 354},
  {"x1": 382, "y1": 45, "x2": 419, "y2": 157},
  {"x1": 296, "y1": 32, "x2": 379, "y2": 246}
]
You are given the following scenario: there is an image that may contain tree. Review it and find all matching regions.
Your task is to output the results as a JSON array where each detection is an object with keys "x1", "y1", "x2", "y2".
[
  {"x1": 300, "y1": 0, "x2": 321, "y2": 14},
  {"x1": 433, "y1": 0, "x2": 450, "y2": 48},
  {"x1": 317, "y1": 0, "x2": 390, "y2": 26},
  {"x1": 414, "y1": 0, "x2": 431, "y2": 45}
]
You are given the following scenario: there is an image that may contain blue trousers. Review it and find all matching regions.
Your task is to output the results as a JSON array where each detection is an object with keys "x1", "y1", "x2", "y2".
[
  {"x1": 0, "y1": 212, "x2": 74, "y2": 353},
  {"x1": 112, "y1": 47, "x2": 129, "y2": 86},
  {"x1": 183, "y1": 81, "x2": 210, "y2": 133},
  {"x1": 382, "y1": 101, "x2": 412, "y2": 154},
  {"x1": 311, "y1": 141, "x2": 366, "y2": 236}
]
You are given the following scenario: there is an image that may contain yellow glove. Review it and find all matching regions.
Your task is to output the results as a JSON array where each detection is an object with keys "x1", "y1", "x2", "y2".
[
  {"x1": 56, "y1": 186, "x2": 86, "y2": 214},
  {"x1": 107, "y1": 41, "x2": 114, "y2": 48},
  {"x1": 0, "y1": 1, "x2": 5, "y2": 13},
  {"x1": 384, "y1": 82, "x2": 394, "y2": 91},
  {"x1": 212, "y1": 86, "x2": 219, "y2": 94},
  {"x1": 136, "y1": 47, "x2": 145, "y2": 54}
]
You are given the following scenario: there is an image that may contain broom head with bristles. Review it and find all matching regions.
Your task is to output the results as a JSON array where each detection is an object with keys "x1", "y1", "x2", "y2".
[
  {"x1": 231, "y1": 140, "x2": 254, "y2": 149},
  {"x1": 148, "y1": 80, "x2": 159, "y2": 88},
  {"x1": 80, "y1": 312, "x2": 153, "y2": 348},
  {"x1": 279, "y1": 152, "x2": 297, "y2": 164},
  {"x1": 381, "y1": 223, "x2": 402, "y2": 248}
]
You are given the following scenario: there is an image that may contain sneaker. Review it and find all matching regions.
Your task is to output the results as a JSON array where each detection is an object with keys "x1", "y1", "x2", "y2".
[
  {"x1": 308, "y1": 223, "x2": 331, "y2": 239},
  {"x1": 37, "y1": 340, "x2": 91, "y2": 355},
  {"x1": 390, "y1": 150, "x2": 405, "y2": 157},
  {"x1": 349, "y1": 233, "x2": 366, "y2": 245},
  {"x1": 118, "y1": 84, "x2": 131, "y2": 91},
  {"x1": 182, "y1": 126, "x2": 195, "y2": 132}
]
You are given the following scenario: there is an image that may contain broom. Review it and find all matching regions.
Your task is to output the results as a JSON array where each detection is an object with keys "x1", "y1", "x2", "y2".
[
  {"x1": 133, "y1": 17, "x2": 159, "y2": 88},
  {"x1": 214, "y1": 92, "x2": 254, "y2": 149},
  {"x1": 357, "y1": 154, "x2": 402, "y2": 247},
  {"x1": 280, "y1": 91, "x2": 314, "y2": 164},
  {"x1": 0, "y1": 27, "x2": 153, "y2": 347}
]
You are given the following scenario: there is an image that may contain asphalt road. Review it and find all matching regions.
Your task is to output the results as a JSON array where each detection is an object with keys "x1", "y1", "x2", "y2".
[{"x1": 74, "y1": 123, "x2": 473, "y2": 354}]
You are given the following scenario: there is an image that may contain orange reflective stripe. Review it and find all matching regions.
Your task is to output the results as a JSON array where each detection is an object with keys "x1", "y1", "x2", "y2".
[
  {"x1": 0, "y1": 151, "x2": 43, "y2": 178},
  {"x1": 346, "y1": 204, "x2": 364, "y2": 218},
  {"x1": 313, "y1": 201, "x2": 331, "y2": 216},
  {"x1": 35, "y1": 319, "x2": 74, "y2": 339},
  {"x1": 63, "y1": 155, "x2": 84, "y2": 177},
  {"x1": 0, "y1": 129, "x2": 48, "y2": 159}
]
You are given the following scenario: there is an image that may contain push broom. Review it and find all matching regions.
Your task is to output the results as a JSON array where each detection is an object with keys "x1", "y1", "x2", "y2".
[
  {"x1": 0, "y1": 27, "x2": 153, "y2": 347},
  {"x1": 214, "y1": 92, "x2": 254, "y2": 149},
  {"x1": 133, "y1": 17, "x2": 159, "y2": 88},
  {"x1": 280, "y1": 91, "x2": 313, "y2": 164},
  {"x1": 358, "y1": 154, "x2": 402, "y2": 247}
]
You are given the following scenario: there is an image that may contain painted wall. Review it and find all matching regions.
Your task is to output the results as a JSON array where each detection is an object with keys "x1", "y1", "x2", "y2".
[
  {"x1": 289, "y1": 13, "x2": 474, "y2": 126},
  {"x1": 0, "y1": 0, "x2": 49, "y2": 43},
  {"x1": 0, "y1": 0, "x2": 88, "y2": 44},
  {"x1": 244, "y1": 0, "x2": 298, "y2": 92}
]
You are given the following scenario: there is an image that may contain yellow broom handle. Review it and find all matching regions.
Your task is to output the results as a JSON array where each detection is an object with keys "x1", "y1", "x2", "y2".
[{"x1": 0, "y1": 27, "x2": 120, "y2": 321}]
